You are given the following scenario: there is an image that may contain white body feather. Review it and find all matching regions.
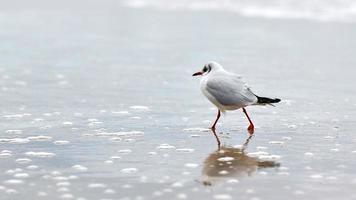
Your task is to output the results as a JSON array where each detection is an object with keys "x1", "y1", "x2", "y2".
[{"x1": 200, "y1": 67, "x2": 258, "y2": 112}]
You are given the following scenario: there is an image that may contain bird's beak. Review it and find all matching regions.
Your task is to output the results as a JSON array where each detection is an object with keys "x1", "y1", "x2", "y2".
[{"x1": 192, "y1": 71, "x2": 203, "y2": 76}]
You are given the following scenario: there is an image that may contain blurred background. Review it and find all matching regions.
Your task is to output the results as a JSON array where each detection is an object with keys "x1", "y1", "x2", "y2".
[{"x1": 1, "y1": 1, "x2": 356, "y2": 200}]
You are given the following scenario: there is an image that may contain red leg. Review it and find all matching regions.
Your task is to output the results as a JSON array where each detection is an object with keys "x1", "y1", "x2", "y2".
[
  {"x1": 242, "y1": 108, "x2": 254, "y2": 134},
  {"x1": 211, "y1": 110, "x2": 221, "y2": 130}
]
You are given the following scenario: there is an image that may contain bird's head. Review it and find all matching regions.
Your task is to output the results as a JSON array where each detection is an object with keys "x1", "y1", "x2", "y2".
[{"x1": 192, "y1": 61, "x2": 223, "y2": 77}]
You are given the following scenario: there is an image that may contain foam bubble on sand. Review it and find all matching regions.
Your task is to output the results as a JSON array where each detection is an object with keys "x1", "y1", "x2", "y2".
[
  {"x1": 27, "y1": 135, "x2": 52, "y2": 141},
  {"x1": 110, "y1": 156, "x2": 121, "y2": 160},
  {"x1": 54, "y1": 140, "x2": 70, "y2": 145},
  {"x1": 177, "y1": 193, "x2": 187, "y2": 199},
  {"x1": 0, "y1": 139, "x2": 11, "y2": 143},
  {"x1": 183, "y1": 128, "x2": 210, "y2": 132},
  {"x1": 0, "y1": 138, "x2": 30, "y2": 144},
  {"x1": 96, "y1": 131, "x2": 144, "y2": 137},
  {"x1": 118, "y1": 149, "x2": 132, "y2": 154},
  {"x1": 25, "y1": 152, "x2": 55, "y2": 158},
  {"x1": 130, "y1": 105, "x2": 150, "y2": 111},
  {"x1": 88, "y1": 183, "x2": 106, "y2": 188},
  {"x1": 122, "y1": 184, "x2": 132, "y2": 189},
  {"x1": 4, "y1": 179, "x2": 24, "y2": 185},
  {"x1": 189, "y1": 134, "x2": 201, "y2": 138},
  {"x1": 0, "y1": 153, "x2": 12, "y2": 158},
  {"x1": 62, "y1": 121, "x2": 73, "y2": 126},
  {"x1": 105, "y1": 160, "x2": 113, "y2": 164},
  {"x1": 176, "y1": 148, "x2": 195, "y2": 153},
  {"x1": 5, "y1": 170, "x2": 16, "y2": 175},
  {"x1": 88, "y1": 121, "x2": 103, "y2": 127},
  {"x1": 16, "y1": 158, "x2": 32, "y2": 164},
  {"x1": 43, "y1": 113, "x2": 53, "y2": 116},
  {"x1": 184, "y1": 163, "x2": 199, "y2": 168},
  {"x1": 111, "y1": 111, "x2": 130, "y2": 115},
  {"x1": 87, "y1": 119, "x2": 103, "y2": 126},
  {"x1": 226, "y1": 179, "x2": 239, "y2": 184},
  {"x1": 255, "y1": 148, "x2": 268, "y2": 153},
  {"x1": 3, "y1": 114, "x2": 25, "y2": 119},
  {"x1": 71, "y1": 165, "x2": 88, "y2": 172},
  {"x1": 13, "y1": 173, "x2": 29, "y2": 178},
  {"x1": 247, "y1": 151, "x2": 269, "y2": 157},
  {"x1": 324, "y1": 136, "x2": 335, "y2": 140},
  {"x1": 64, "y1": 175, "x2": 76, "y2": 180},
  {"x1": 51, "y1": 171, "x2": 62, "y2": 176},
  {"x1": 0, "y1": 150, "x2": 12, "y2": 158},
  {"x1": 148, "y1": 151, "x2": 157, "y2": 156},
  {"x1": 27, "y1": 165, "x2": 39, "y2": 170},
  {"x1": 269, "y1": 141, "x2": 284, "y2": 145},
  {"x1": 171, "y1": 181, "x2": 184, "y2": 188},
  {"x1": 278, "y1": 167, "x2": 289, "y2": 171},
  {"x1": 218, "y1": 157, "x2": 235, "y2": 162},
  {"x1": 120, "y1": 168, "x2": 138, "y2": 174},
  {"x1": 219, "y1": 170, "x2": 229, "y2": 175},
  {"x1": 31, "y1": 118, "x2": 44, "y2": 123},
  {"x1": 330, "y1": 148, "x2": 339, "y2": 152},
  {"x1": 1, "y1": 150, "x2": 12, "y2": 154},
  {"x1": 5, "y1": 130, "x2": 22, "y2": 134},
  {"x1": 304, "y1": 152, "x2": 314, "y2": 157},
  {"x1": 104, "y1": 189, "x2": 116, "y2": 194},
  {"x1": 60, "y1": 193, "x2": 74, "y2": 199},
  {"x1": 288, "y1": 125, "x2": 297, "y2": 129},
  {"x1": 310, "y1": 174, "x2": 323, "y2": 179},
  {"x1": 110, "y1": 137, "x2": 122, "y2": 142},
  {"x1": 157, "y1": 144, "x2": 176, "y2": 150},
  {"x1": 124, "y1": 138, "x2": 136, "y2": 143}
]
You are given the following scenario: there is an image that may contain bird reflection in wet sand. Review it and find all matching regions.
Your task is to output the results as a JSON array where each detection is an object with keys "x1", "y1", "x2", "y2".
[{"x1": 201, "y1": 130, "x2": 280, "y2": 186}]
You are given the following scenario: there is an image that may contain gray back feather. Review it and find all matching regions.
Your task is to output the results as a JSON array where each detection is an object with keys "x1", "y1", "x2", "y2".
[{"x1": 206, "y1": 72, "x2": 258, "y2": 107}]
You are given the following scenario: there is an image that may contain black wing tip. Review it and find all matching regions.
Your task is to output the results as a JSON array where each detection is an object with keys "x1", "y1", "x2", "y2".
[
  {"x1": 274, "y1": 98, "x2": 281, "y2": 103},
  {"x1": 257, "y1": 96, "x2": 281, "y2": 104}
]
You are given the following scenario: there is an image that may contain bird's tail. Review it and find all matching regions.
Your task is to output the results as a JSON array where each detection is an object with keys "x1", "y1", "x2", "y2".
[{"x1": 256, "y1": 96, "x2": 281, "y2": 105}]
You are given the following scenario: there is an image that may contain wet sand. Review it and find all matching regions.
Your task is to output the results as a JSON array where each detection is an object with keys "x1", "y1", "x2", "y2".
[{"x1": 1, "y1": 4, "x2": 356, "y2": 200}]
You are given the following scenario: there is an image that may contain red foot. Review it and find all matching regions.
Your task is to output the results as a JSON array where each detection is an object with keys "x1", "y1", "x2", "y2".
[{"x1": 247, "y1": 125, "x2": 254, "y2": 134}]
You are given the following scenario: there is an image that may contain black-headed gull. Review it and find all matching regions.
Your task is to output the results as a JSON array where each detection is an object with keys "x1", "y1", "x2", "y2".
[{"x1": 193, "y1": 61, "x2": 281, "y2": 133}]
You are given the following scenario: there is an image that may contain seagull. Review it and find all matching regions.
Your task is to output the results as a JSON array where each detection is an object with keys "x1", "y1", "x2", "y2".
[{"x1": 192, "y1": 61, "x2": 281, "y2": 133}]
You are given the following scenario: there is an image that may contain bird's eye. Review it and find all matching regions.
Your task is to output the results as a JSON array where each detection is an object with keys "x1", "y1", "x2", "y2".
[{"x1": 202, "y1": 66, "x2": 208, "y2": 72}]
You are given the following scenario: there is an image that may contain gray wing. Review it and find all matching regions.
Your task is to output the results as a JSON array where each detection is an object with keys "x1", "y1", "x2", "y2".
[{"x1": 206, "y1": 73, "x2": 258, "y2": 106}]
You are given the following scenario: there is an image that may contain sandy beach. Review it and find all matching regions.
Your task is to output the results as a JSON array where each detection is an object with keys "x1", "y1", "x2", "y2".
[{"x1": 1, "y1": 1, "x2": 356, "y2": 200}]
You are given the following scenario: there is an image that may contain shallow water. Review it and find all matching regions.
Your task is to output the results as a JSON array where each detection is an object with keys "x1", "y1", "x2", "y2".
[{"x1": 1, "y1": 2, "x2": 356, "y2": 200}]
